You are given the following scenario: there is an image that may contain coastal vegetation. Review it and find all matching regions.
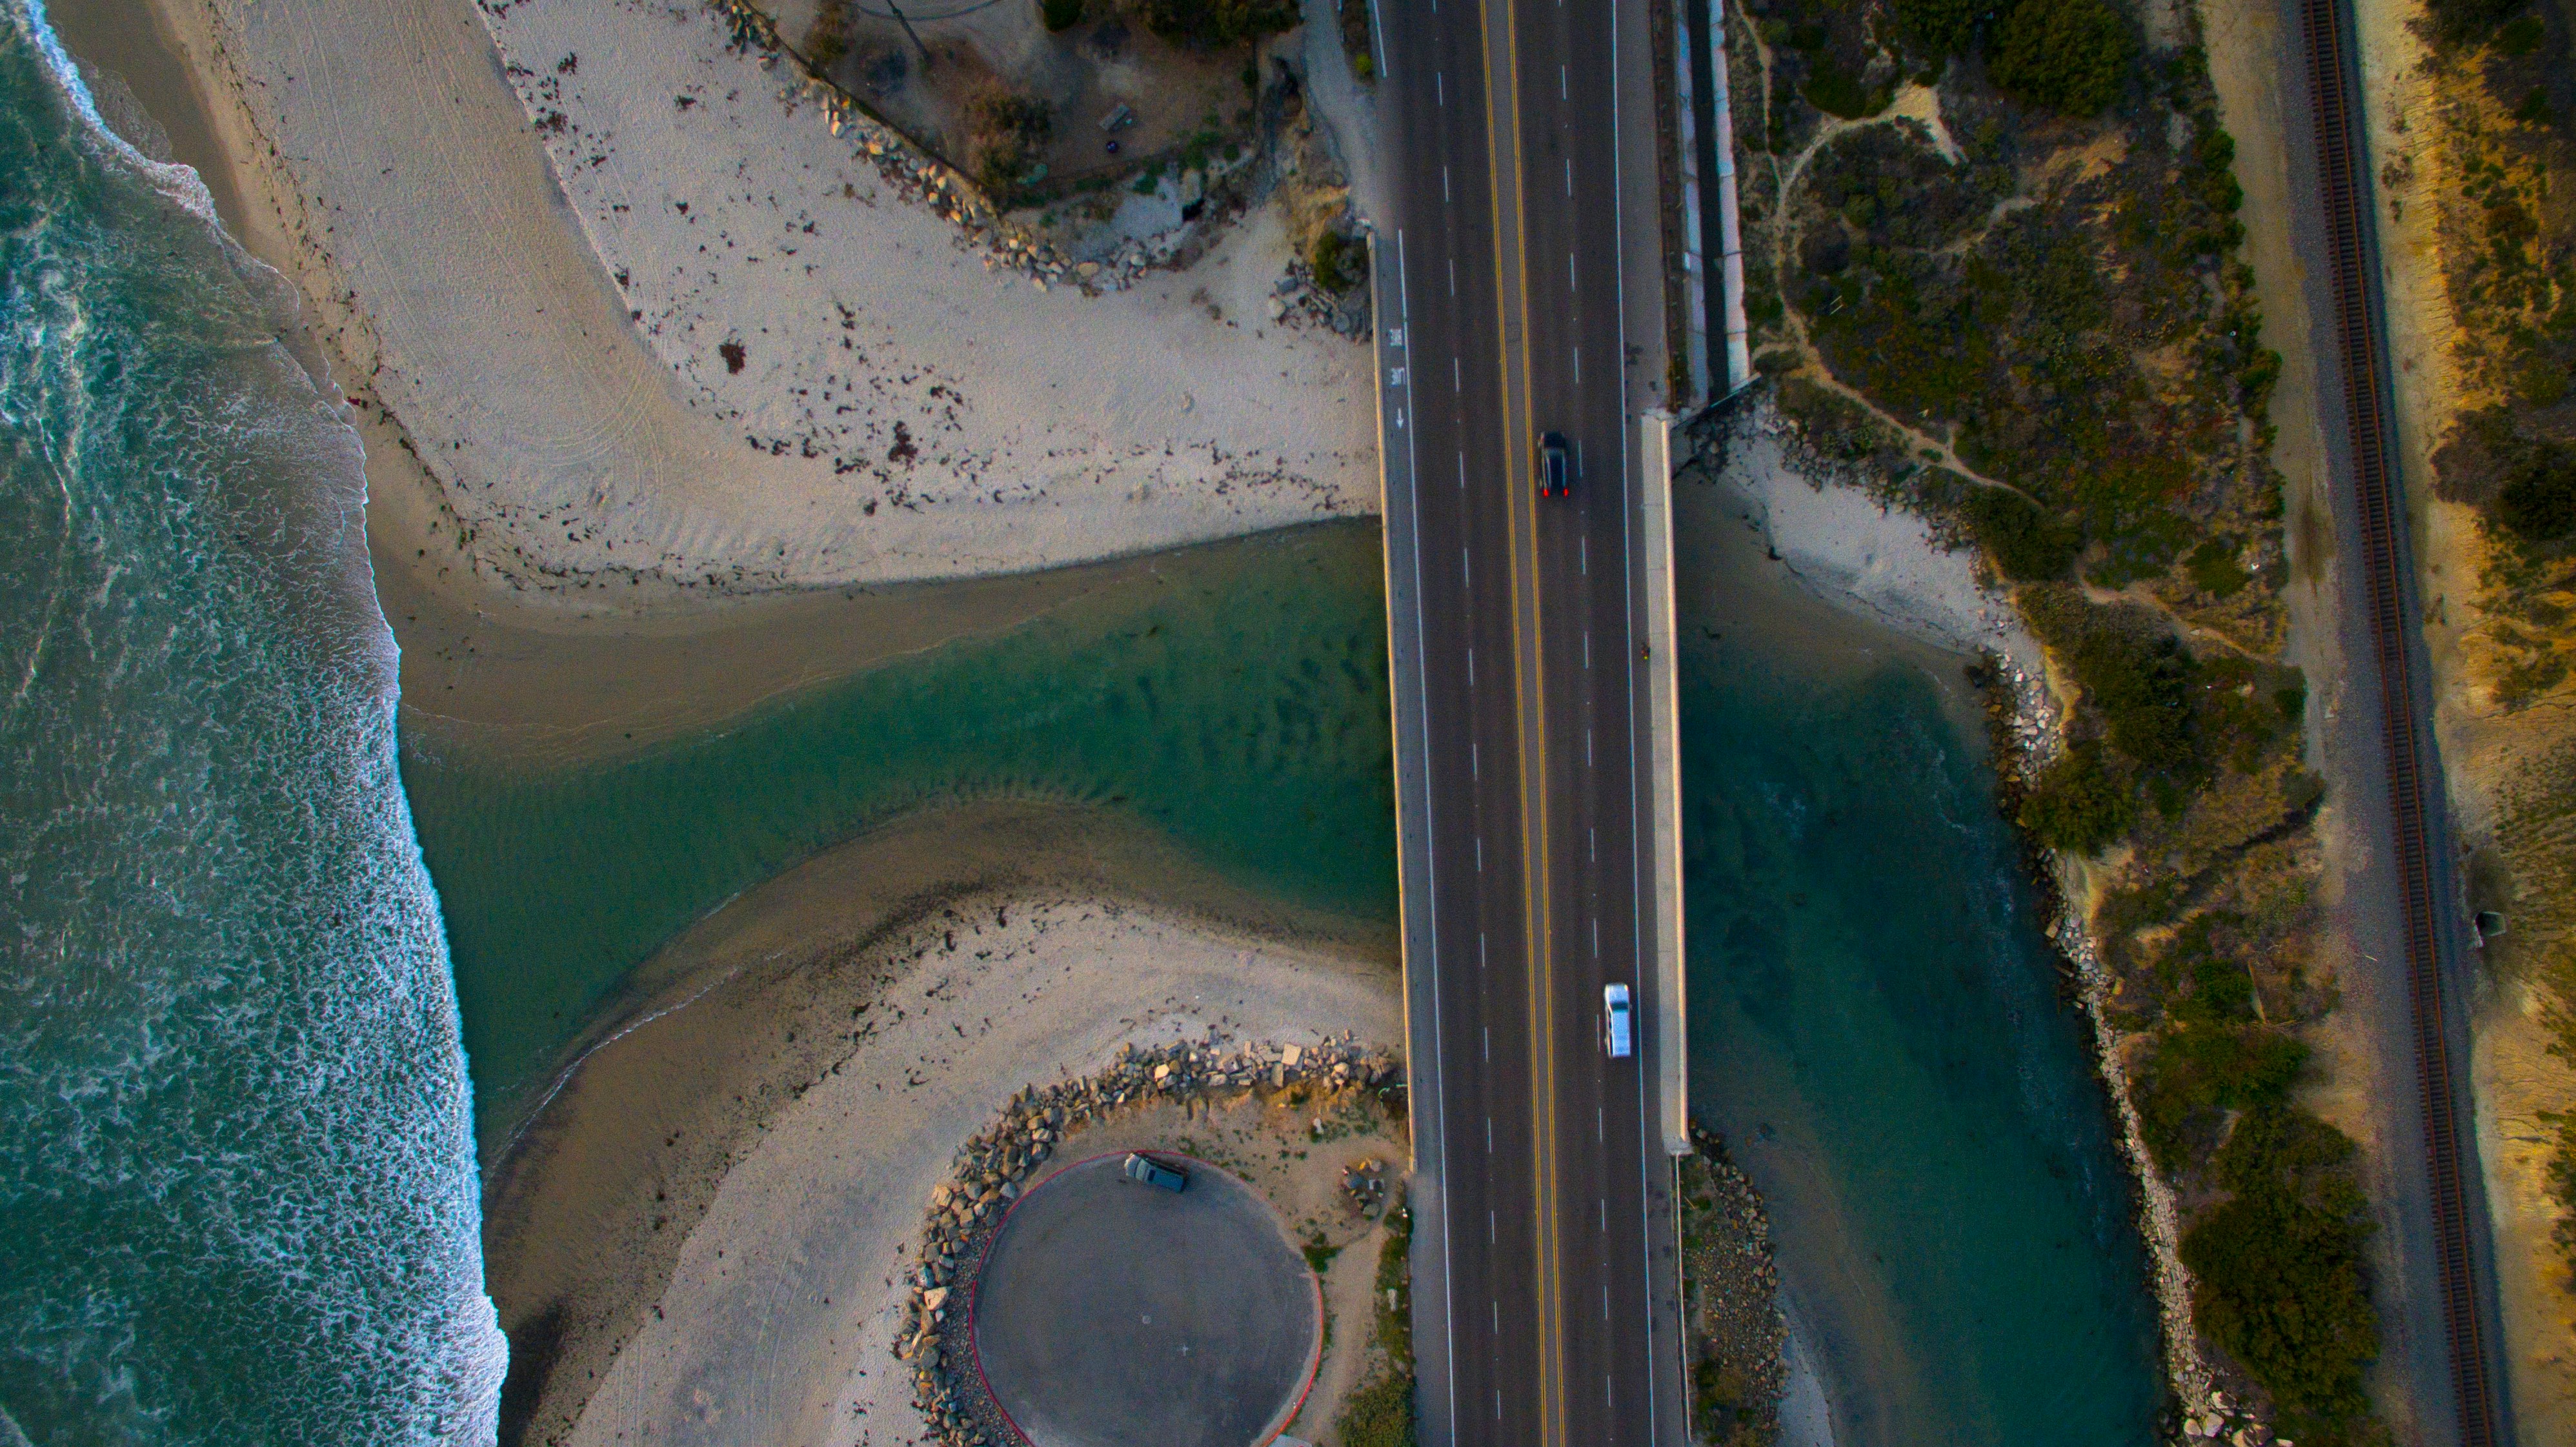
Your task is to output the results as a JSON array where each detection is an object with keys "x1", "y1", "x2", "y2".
[
  {"x1": 2403, "y1": 0, "x2": 2576, "y2": 1357},
  {"x1": 1725, "y1": 0, "x2": 2376, "y2": 1434},
  {"x1": 1336, "y1": 1204, "x2": 1417, "y2": 1447}
]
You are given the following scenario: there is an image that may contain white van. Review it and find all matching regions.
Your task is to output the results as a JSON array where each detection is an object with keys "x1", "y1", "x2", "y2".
[{"x1": 1602, "y1": 984, "x2": 1633, "y2": 1059}]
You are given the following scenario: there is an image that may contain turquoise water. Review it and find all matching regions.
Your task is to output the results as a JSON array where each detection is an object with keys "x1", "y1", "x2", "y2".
[
  {"x1": 0, "y1": 6, "x2": 502, "y2": 1443},
  {"x1": 398, "y1": 523, "x2": 1398, "y2": 1135},
  {"x1": 1678, "y1": 480, "x2": 2164, "y2": 1442}
]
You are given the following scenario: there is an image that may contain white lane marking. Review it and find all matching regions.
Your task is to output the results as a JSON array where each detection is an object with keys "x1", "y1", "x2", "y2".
[
  {"x1": 1449, "y1": 258, "x2": 1458, "y2": 297},
  {"x1": 1494, "y1": 1300, "x2": 1501, "y2": 1333},
  {"x1": 1580, "y1": 535, "x2": 1587, "y2": 572},
  {"x1": 1458, "y1": 451, "x2": 1467, "y2": 490},
  {"x1": 1601, "y1": 1198, "x2": 1608, "y2": 1229},
  {"x1": 1565, "y1": 157, "x2": 1573, "y2": 197},
  {"x1": 1593, "y1": 918, "x2": 1600, "y2": 956},
  {"x1": 1590, "y1": 826, "x2": 1596, "y2": 861},
  {"x1": 1480, "y1": 932, "x2": 1487, "y2": 967},
  {"x1": 1453, "y1": 356, "x2": 1462, "y2": 392},
  {"x1": 1484, "y1": 1026, "x2": 1491, "y2": 1060},
  {"x1": 1472, "y1": 740, "x2": 1479, "y2": 780},
  {"x1": 1487, "y1": 1121, "x2": 1494, "y2": 1153},
  {"x1": 1462, "y1": 546, "x2": 1471, "y2": 586},
  {"x1": 1560, "y1": 64, "x2": 1568, "y2": 99},
  {"x1": 1468, "y1": 647, "x2": 1475, "y2": 687},
  {"x1": 1476, "y1": 836, "x2": 1482, "y2": 871},
  {"x1": 1604, "y1": 1284, "x2": 1611, "y2": 1320},
  {"x1": 1490, "y1": 1209, "x2": 1497, "y2": 1240},
  {"x1": 1598, "y1": 1107, "x2": 1605, "y2": 1142},
  {"x1": 1437, "y1": 72, "x2": 1444, "y2": 106},
  {"x1": 1584, "y1": 631, "x2": 1590, "y2": 669},
  {"x1": 1587, "y1": 727, "x2": 1594, "y2": 765},
  {"x1": 1443, "y1": 165, "x2": 1451, "y2": 204},
  {"x1": 1568, "y1": 253, "x2": 1577, "y2": 291},
  {"x1": 1573, "y1": 344, "x2": 1582, "y2": 383}
]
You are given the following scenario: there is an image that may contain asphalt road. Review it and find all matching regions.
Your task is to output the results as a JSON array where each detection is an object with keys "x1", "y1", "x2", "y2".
[{"x1": 1374, "y1": 0, "x2": 1673, "y2": 1441}]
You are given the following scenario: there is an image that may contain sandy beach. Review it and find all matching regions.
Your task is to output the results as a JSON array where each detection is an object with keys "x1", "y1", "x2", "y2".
[
  {"x1": 85, "y1": 0, "x2": 1377, "y2": 617},
  {"x1": 477, "y1": 796, "x2": 1399, "y2": 1447}
]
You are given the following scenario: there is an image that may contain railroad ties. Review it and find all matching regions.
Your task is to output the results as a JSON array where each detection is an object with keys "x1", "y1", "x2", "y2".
[{"x1": 2295, "y1": 0, "x2": 2502, "y2": 1439}]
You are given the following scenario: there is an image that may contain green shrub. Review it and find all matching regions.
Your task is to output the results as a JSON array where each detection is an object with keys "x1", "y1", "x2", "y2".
[
  {"x1": 1312, "y1": 229, "x2": 1365, "y2": 294},
  {"x1": 2019, "y1": 742, "x2": 2135, "y2": 853},
  {"x1": 1040, "y1": 0, "x2": 1087, "y2": 30},
  {"x1": 2186, "y1": 538, "x2": 2250, "y2": 597},
  {"x1": 2138, "y1": 1025, "x2": 2308, "y2": 1167},
  {"x1": 1802, "y1": 65, "x2": 1888, "y2": 119},
  {"x1": 1893, "y1": 0, "x2": 1978, "y2": 56},
  {"x1": 1338, "y1": 1370, "x2": 1418, "y2": 1447},
  {"x1": 1375, "y1": 1202, "x2": 1414, "y2": 1367},
  {"x1": 2182, "y1": 1107, "x2": 2380, "y2": 1434},
  {"x1": 2499, "y1": 445, "x2": 2576, "y2": 539},
  {"x1": 2068, "y1": 626, "x2": 2200, "y2": 770},
  {"x1": 2498, "y1": 12, "x2": 2548, "y2": 54},
  {"x1": 1963, "y1": 485, "x2": 2081, "y2": 580},
  {"x1": 1119, "y1": 0, "x2": 1300, "y2": 46},
  {"x1": 1990, "y1": 0, "x2": 2137, "y2": 117},
  {"x1": 964, "y1": 86, "x2": 1052, "y2": 193}
]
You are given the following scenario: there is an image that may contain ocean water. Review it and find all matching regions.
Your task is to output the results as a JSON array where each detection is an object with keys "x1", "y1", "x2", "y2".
[
  {"x1": 397, "y1": 522, "x2": 1398, "y2": 1137},
  {"x1": 1676, "y1": 469, "x2": 2164, "y2": 1441},
  {"x1": 0, "y1": 8, "x2": 504, "y2": 1444}
]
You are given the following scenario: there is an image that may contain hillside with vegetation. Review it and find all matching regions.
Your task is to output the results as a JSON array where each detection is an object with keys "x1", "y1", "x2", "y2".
[
  {"x1": 1718, "y1": 0, "x2": 2384, "y2": 1438},
  {"x1": 2390, "y1": 0, "x2": 2576, "y2": 1421}
]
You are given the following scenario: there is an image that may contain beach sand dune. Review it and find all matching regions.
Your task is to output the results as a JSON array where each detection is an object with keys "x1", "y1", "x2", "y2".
[
  {"x1": 154, "y1": 0, "x2": 1375, "y2": 601},
  {"x1": 479, "y1": 800, "x2": 1399, "y2": 1447}
]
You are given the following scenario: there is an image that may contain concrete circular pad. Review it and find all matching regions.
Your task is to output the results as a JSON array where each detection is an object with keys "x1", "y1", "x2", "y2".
[{"x1": 971, "y1": 1153, "x2": 1321, "y2": 1447}]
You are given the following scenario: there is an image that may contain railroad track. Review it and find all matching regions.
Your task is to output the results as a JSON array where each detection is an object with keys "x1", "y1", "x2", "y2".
[{"x1": 2295, "y1": 0, "x2": 2503, "y2": 1439}]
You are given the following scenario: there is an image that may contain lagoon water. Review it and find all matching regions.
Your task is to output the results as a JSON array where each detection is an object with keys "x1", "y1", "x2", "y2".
[
  {"x1": 1675, "y1": 460, "x2": 2164, "y2": 1443},
  {"x1": 399, "y1": 523, "x2": 1399, "y2": 1135},
  {"x1": 0, "y1": 7, "x2": 502, "y2": 1442}
]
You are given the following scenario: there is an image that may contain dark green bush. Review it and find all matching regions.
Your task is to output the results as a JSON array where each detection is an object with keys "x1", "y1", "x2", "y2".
[
  {"x1": 2018, "y1": 742, "x2": 2134, "y2": 853},
  {"x1": 2428, "y1": 0, "x2": 2527, "y2": 45},
  {"x1": 2138, "y1": 1025, "x2": 2307, "y2": 1168},
  {"x1": 1312, "y1": 229, "x2": 1365, "y2": 294},
  {"x1": 2182, "y1": 1108, "x2": 2380, "y2": 1435},
  {"x1": 1963, "y1": 485, "x2": 2081, "y2": 580},
  {"x1": 1893, "y1": 0, "x2": 1978, "y2": 57},
  {"x1": 1120, "y1": 0, "x2": 1300, "y2": 45},
  {"x1": 2186, "y1": 538, "x2": 2250, "y2": 597},
  {"x1": 2068, "y1": 626, "x2": 2200, "y2": 770},
  {"x1": 1040, "y1": 0, "x2": 1087, "y2": 30},
  {"x1": 963, "y1": 86, "x2": 1052, "y2": 192},
  {"x1": 2499, "y1": 12, "x2": 2548, "y2": 54},
  {"x1": 2499, "y1": 445, "x2": 2576, "y2": 540},
  {"x1": 1990, "y1": 0, "x2": 2137, "y2": 117},
  {"x1": 1338, "y1": 1371, "x2": 1418, "y2": 1447}
]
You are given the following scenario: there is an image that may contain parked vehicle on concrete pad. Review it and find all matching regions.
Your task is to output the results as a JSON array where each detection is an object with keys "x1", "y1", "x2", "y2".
[
  {"x1": 1123, "y1": 1152, "x2": 1188, "y2": 1192},
  {"x1": 1603, "y1": 983, "x2": 1632, "y2": 1058}
]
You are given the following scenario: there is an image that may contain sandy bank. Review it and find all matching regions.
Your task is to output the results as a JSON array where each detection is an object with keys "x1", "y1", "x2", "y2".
[
  {"x1": 478, "y1": 796, "x2": 1397, "y2": 1447},
  {"x1": 119, "y1": 0, "x2": 1376, "y2": 609},
  {"x1": 1691, "y1": 401, "x2": 2047, "y2": 687}
]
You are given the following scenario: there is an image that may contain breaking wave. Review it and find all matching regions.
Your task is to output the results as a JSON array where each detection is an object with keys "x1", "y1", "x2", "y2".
[{"x1": 0, "y1": 4, "x2": 505, "y2": 1441}]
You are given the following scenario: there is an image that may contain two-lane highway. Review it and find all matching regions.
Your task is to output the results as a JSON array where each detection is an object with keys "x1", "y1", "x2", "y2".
[{"x1": 1374, "y1": 0, "x2": 1675, "y2": 1441}]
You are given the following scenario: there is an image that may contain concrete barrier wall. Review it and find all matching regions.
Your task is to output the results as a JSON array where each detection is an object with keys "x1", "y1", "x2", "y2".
[{"x1": 1638, "y1": 412, "x2": 1689, "y2": 1156}]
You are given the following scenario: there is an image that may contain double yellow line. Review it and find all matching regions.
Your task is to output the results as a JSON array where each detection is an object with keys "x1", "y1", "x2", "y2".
[{"x1": 1476, "y1": 0, "x2": 1565, "y2": 1438}]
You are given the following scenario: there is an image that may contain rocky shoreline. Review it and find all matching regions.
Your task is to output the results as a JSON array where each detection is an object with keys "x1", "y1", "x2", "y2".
[{"x1": 892, "y1": 1033, "x2": 1402, "y2": 1447}]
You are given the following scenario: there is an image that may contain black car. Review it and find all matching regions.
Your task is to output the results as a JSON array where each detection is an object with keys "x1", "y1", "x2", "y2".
[{"x1": 1537, "y1": 432, "x2": 1573, "y2": 499}]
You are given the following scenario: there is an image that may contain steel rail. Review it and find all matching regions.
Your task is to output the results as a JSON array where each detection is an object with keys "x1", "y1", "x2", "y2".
[{"x1": 2294, "y1": 0, "x2": 2502, "y2": 1439}]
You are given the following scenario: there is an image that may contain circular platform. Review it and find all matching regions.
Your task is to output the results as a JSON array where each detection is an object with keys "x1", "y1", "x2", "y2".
[{"x1": 970, "y1": 1153, "x2": 1320, "y2": 1447}]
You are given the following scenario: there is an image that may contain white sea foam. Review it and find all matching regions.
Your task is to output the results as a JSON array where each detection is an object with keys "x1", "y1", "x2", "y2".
[{"x1": 1, "y1": 4, "x2": 507, "y2": 1440}]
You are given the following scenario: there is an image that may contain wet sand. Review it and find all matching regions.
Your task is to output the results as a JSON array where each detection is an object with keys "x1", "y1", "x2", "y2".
[{"x1": 479, "y1": 796, "x2": 1395, "y2": 1447}]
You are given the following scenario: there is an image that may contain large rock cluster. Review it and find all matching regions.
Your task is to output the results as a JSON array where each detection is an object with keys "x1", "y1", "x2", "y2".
[{"x1": 896, "y1": 1032, "x2": 1402, "y2": 1447}]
